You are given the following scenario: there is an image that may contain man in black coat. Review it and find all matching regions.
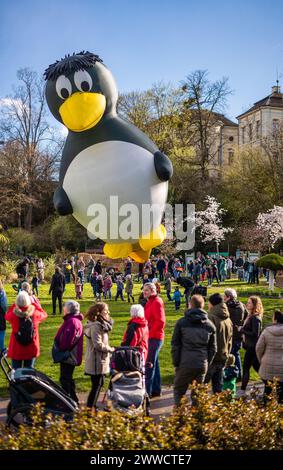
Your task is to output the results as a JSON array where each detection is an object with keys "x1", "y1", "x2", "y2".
[
  {"x1": 171, "y1": 295, "x2": 217, "y2": 406},
  {"x1": 49, "y1": 267, "x2": 66, "y2": 315},
  {"x1": 176, "y1": 276, "x2": 195, "y2": 308},
  {"x1": 224, "y1": 288, "x2": 247, "y2": 380},
  {"x1": 156, "y1": 256, "x2": 166, "y2": 281}
]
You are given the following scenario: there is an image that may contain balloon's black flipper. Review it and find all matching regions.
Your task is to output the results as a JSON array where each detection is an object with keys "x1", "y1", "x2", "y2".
[{"x1": 53, "y1": 186, "x2": 73, "y2": 215}]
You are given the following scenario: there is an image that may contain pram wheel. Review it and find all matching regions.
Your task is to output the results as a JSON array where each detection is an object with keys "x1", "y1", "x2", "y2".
[
  {"x1": 143, "y1": 394, "x2": 151, "y2": 417},
  {"x1": 6, "y1": 402, "x2": 33, "y2": 428}
]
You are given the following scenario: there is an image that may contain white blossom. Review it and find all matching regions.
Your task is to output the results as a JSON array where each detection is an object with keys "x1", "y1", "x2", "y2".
[
  {"x1": 256, "y1": 206, "x2": 283, "y2": 247},
  {"x1": 193, "y1": 196, "x2": 233, "y2": 245}
]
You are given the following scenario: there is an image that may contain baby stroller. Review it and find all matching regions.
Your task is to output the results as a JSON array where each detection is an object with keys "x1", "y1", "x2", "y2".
[
  {"x1": 107, "y1": 346, "x2": 150, "y2": 416},
  {"x1": 0, "y1": 351, "x2": 78, "y2": 427}
]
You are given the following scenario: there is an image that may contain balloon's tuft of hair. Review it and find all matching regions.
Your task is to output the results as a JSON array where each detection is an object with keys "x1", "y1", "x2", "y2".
[{"x1": 44, "y1": 51, "x2": 103, "y2": 81}]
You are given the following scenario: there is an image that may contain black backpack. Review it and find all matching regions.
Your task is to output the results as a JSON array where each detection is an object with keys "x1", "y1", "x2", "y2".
[{"x1": 15, "y1": 316, "x2": 34, "y2": 346}]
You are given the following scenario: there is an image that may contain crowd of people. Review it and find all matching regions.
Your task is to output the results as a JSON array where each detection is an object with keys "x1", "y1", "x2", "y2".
[{"x1": 0, "y1": 251, "x2": 283, "y2": 412}]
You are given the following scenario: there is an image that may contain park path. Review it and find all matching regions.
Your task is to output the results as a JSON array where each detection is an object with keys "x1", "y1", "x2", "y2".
[{"x1": 0, "y1": 382, "x2": 264, "y2": 423}]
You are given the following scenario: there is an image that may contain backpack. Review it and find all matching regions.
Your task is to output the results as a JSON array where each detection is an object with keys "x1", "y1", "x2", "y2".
[{"x1": 15, "y1": 316, "x2": 34, "y2": 345}]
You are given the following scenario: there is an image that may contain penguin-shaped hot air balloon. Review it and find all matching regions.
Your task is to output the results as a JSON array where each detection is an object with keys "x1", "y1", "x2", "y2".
[{"x1": 44, "y1": 51, "x2": 173, "y2": 262}]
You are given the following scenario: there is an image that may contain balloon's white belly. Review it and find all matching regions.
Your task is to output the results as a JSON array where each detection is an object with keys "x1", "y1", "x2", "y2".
[{"x1": 63, "y1": 140, "x2": 168, "y2": 244}]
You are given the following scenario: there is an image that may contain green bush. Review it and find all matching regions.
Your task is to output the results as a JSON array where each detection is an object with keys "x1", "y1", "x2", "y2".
[
  {"x1": 257, "y1": 253, "x2": 283, "y2": 271},
  {"x1": 0, "y1": 386, "x2": 282, "y2": 450},
  {"x1": 0, "y1": 258, "x2": 19, "y2": 282},
  {"x1": 43, "y1": 255, "x2": 56, "y2": 282},
  {"x1": 7, "y1": 228, "x2": 35, "y2": 253}
]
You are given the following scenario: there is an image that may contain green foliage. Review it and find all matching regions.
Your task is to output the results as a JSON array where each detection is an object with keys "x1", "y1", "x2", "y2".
[
  {"x1": 43, "y1": 255, "x2": 56, "y2": 282},
  {"x1": 7, "y1": 228, "x2": 35, "y2": 253},
  {"x1": 0, "y1": 386, "x2": 282, "y2": 450},
  {"x1": 0, "y1": 258, "x2": 19, "y2": 282},
  {"x1": 257, "y1": 253, "x2": 283, "y2": 271},
  {"x1": 49, "y1": 216, "x2": 86, "y2": 251}
]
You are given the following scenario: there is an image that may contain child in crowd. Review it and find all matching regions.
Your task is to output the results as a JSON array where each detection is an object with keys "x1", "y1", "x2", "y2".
[
  {"x1": 223, "y1": 354, "x2": 239, "y2": 398},
  {"x1": 103, "y1": 274, "x2": 113, "y2": 300},
  {"x1": 90, "y1": 271, "x2": 98, "y2": 298},
  {"x1": 78, "y1": 267, "x2": 85, "y2": 290},
  {"x1": 152, "y1": 278, "x2": 161, "y2": 294},
  {"x1": 125, "y1": 274, "x2": 134, "y2": 303},
  {"x1": 115, "y1": 276, "x2": 125, "y2": 301},
  {"x1": 31, "y1": 273, "x2": 39, "y2": 297},
  {"x1": 172, "y1": 286, "x2": 183, "y2": 310},
  {"x1": 142, "y1": 274, "x2": 149, "y2": 285},
  {"x1": 164, "y1": 272, "x2": 172, "y2": 301},
  {"x1": 96, "y1": 274, "x2": 103, "y2": 301},
  {"x1": 75, "y1": 277, "x2": 83, "y2": 300}
]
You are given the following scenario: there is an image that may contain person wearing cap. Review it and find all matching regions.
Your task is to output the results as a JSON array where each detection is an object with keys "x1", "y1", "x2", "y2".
[
  {"x1": 122, "y1": 304, "x2": 149, "y2": 360},
  {"x1": 5, "y1": 290, "x2": 47, "y2": 369},
  {"x1": 54, "y1": 300, "x2": 84, "y2": 403}
]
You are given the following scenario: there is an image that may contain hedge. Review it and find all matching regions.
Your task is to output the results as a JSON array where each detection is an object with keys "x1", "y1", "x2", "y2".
[{"x1": 0, "y1": 386, "x2": 282, "y2": 450}]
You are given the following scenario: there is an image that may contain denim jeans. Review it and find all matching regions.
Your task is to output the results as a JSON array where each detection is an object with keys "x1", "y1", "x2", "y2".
[
  {"x1": 145, "y1": 339, "x2": 163, "y2": 396},
  {"x1": 205, "y1": 362, "x2": 225, "y2": 393},
  {"x1": 231, "y1": 341, "x2": 242, "y2": 379},
  {"x1": 12, "y1": 358, "x2": 35, "y2": 370},
  {"x1": 0, "y1": 330, "x2": 5, "y2": 352}
]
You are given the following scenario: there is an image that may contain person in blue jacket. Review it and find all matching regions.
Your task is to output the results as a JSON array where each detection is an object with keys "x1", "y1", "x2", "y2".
[{"x1": 172, "y1": 286, "x2": 183, "y2": 311}]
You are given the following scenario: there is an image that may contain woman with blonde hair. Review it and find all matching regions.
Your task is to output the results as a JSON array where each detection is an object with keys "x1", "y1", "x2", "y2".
[
  {"x1": 84, "y1": 302, "x2": 114, "y2": 410},
  {"x1": 239, "y1": 296, "x2": 263, "y2": 394}
]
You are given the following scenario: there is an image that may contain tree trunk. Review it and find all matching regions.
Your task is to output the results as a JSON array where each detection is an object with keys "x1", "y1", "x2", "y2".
[
  {"x1": 25, "y1": 204, "x2": 33, "y2": 231},
  {"x1": 269, "y1": 270, "x2": 275, "y2": 291}
]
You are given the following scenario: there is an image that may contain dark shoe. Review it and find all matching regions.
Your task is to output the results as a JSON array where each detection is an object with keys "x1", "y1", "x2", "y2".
[{"x1": 150, "y1": 391, "x2": 162, "y2": 398}]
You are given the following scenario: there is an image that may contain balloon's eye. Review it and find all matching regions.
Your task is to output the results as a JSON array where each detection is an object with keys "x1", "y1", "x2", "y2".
[
  {"x1": 56, "y1": 75, "x2": 72, "y2": 100},
  {"x1": 74, "y1": 70, "x2": 93, "y2": 92}
]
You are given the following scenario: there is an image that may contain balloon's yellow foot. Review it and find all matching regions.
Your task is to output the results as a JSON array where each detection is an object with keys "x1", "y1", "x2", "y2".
[
  {"x1": 139, "y1": 224, "x2": 166, "y2": 251},
  {"x1": 103, "y1": 242, "x2": 133, "y2": 259},
  {"x1": 129, "y1": 249, "x2": 151, "y2": 263}
]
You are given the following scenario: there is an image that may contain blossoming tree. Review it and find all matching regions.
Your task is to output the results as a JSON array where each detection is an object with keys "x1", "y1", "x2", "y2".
[{"x1": 194, "y1": 196, "x2": 233, "y2": 254}]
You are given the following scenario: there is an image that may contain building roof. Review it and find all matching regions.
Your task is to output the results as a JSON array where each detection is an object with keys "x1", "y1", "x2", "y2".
[
  {"x1": 237, "y1": 85, "x2": 283, "y2": 119},
  {"x1": 213, "y1": 113, "x2": 238, "y2": 127}
]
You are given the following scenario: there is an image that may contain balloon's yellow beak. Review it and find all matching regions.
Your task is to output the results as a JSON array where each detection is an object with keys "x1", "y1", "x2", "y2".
[{"x1": 59, "y1": 92, "x2": 106, "y2": 132}]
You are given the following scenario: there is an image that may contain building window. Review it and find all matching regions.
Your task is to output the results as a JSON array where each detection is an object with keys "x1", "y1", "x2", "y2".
[
  {"x1": 229, "y1": 136, "x2": 234, "y2": 142},
  {"x1": 248, "y1": 123, "x2": 253, "y2": 141},
  {"x1": 242, "y1": 126, "x2": 246, "y2": 144},
  {"x1": 272, "y1": 119, "x2": 280, "y2": 135},
  {"x1": 228, "y1": 149, "x2": 234, "y2": 165},
  {"x1": 256, "y1": 120, "x2": 261, "y2": 139}
]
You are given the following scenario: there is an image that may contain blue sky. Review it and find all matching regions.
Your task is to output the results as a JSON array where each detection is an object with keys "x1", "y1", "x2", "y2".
[{"x1": 1, "y1": 0, "x2": 283, "y2": 121}]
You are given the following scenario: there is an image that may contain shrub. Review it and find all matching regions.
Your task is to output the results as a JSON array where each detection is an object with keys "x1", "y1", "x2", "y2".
[
  {"x1": 43, "y1": 255, "x2": 56, "y2": 282},
  {"x1": 257, "y1": 253, "x2": 283, "y2": 271},
  {"x1": 7, "y1": 228, "x2": 35, "y2": 253},
  {"x1": 0, "y1": 258, "x2": 19, "y2": 282},
  {"x1": 0, "y1": 386, "x2": 282, "y2": 450}
]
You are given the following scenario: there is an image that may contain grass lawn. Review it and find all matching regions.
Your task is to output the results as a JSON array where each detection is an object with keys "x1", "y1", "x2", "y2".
[{"x1": 1, "y1": 277, "x2": 283, "y2": 397}]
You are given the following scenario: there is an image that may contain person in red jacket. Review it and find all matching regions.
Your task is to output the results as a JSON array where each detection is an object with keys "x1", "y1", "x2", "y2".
[
  {"x1": 6, "y1": 290, "x2": 48, "y2": 369},
  {"x1": 121, "y1": 304, "x2": 149, "y2": 360},
  {"x1": 143, "y1": 282, "x2": 166, "y2": 398}
]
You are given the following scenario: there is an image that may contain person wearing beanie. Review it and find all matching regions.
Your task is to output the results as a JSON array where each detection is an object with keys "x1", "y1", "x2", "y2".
[
  {"x1": 5, "y1": 290, "x2": 47, "y2": 369},
  {"x1": 54, "y1": 300, "x2": 84, "y2": 403},
  {"x1": 223, "y1": 354, "x2": 239, "y2": 397},
  {"x1": 143, "y1": 282, "x2": 166, "y2": 398},
  {"x1": 121, "y1": 304, "x2": 149, "y2": 359},
  {"x1": 204, "y1": 293, "x2": 233, "y2": 393}
]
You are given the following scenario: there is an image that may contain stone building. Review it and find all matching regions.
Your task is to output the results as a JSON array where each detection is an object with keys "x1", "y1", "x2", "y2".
[{"x1": 237, "y1": 83, "x2": 283, "y2": 146}]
